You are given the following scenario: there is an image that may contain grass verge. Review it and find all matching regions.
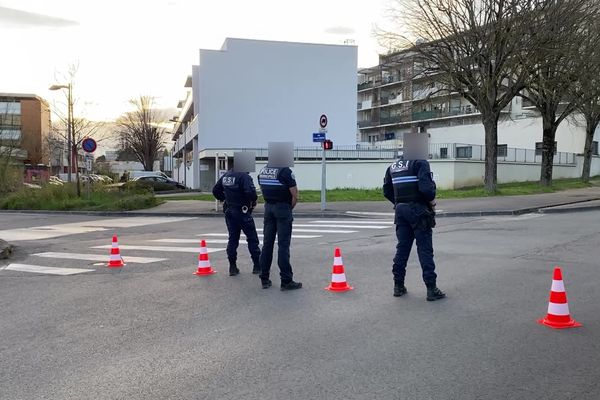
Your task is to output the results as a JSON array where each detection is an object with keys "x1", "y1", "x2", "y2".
[
  {"x1": 0, "y1": 184, "x2": 164, "y2": 211},
  {"x1": 159, "y1": 177, "x2": 599, "y2": 203}
]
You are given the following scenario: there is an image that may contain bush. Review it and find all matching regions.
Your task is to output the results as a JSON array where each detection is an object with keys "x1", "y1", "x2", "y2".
[
  {"x1": 121, "y1": 180, "x2": 175, "y2": 192},
  {"x1": 0, "y1": 183, "x2": 162, "y2": 211}
]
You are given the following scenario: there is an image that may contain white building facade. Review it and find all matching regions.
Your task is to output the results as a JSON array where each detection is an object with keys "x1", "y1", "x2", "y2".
[{"x1": 171, "y1": 38, "x2": 358, "y2": 190}]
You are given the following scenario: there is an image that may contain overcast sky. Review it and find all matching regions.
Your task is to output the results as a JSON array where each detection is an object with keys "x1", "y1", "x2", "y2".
[{"x1": 0, "y1": 0, "x2": 389, "y2": 122}]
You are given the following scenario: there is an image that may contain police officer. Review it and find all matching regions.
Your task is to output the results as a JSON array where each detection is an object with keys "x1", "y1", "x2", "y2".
[
  {"x1": 212, "y1": 167, "x2": 261, "y2": 276},
  {"x1": 257, "y1": 164, "x2": 302, "y2": 291},
  {"x1": 383, "y1": 156, "x2": 446, "y2": 301}
]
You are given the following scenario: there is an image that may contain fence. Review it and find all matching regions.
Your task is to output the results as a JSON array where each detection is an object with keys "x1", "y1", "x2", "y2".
[{"x1": 429, "y1": 143, "x2": 576, "y2": 165}]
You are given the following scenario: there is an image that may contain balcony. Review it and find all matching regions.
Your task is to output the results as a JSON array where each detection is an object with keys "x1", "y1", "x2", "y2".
[
  {"x1": 379, "y1": 115, "x2": 409, "y2": 125},
  {"x1": 358, "y1": 120, "x2": 379, "y2": 128},
  {"x1": 412, "y1": 105, "x2": 478, "y2": 121}
]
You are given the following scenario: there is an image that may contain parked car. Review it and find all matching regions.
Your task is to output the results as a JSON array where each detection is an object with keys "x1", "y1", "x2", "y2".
[
  {"x1": 49, "y1": 176, "x2": 65, "y2": 186},
  {"x1": 132, "y1": 175, "x2": 186, "y2": 190},
  {"x1": 129, "y1": 171, "x2": 171, "y2": 181}
]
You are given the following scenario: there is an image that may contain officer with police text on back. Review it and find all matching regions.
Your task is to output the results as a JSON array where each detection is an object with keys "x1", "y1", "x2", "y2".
[
  {"x1": 213, "y1": 169, "x2": 261, "y2": 276},
  {"x1": 383, "y1": 155, "x2": 446, "y2": 301},
  {"x1": 257, "y1": 164, "x2": 302, "y2": 291}
]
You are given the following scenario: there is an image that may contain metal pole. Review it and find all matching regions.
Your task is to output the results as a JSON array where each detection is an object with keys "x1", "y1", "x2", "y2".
[
  {"x1": 320, "y1": 144, "x2": 326, "y2": 211},
  {"x1": 67, "y1": 84, "x2": 73, "y2": 183},
  {"x1": 214, "y1": 152, "x2": 219, "y2": 212}
]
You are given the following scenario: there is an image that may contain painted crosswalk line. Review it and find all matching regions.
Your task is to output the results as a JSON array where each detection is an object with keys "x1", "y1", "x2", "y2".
[
  {"x1": 92, "y1": 245, "x2": 225, "y2": 254},
  {"x1": 32, "y1": 252, "x2": 166, "y2": 263},
  {"x1": 256, "y1": 228, "x2": 357, "y2": 234},
  {"x1": 346, "y1": 211, "x2": 395, "y2": 217},
  {"x1": 310, "y1": 220, "x2": 394, "y2": 225},
  {"x1": 291, "y1": 224, "x2": 389, "y2": 229},
  {"x1": 201, "y1": 233, "x2": 322, "y2": 239},
  {"x1": 1, "y1": 263, "x2": 94, "y2": 275},
  {"x1": 0, "y1": 217, "x2": 196, "y2": 241}
]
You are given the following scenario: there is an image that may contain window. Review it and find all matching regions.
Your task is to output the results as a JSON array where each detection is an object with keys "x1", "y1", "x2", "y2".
[
  {"x1": 592, "y1": 141, "x2": 599, "y2": 156},
  {"x1": 440, "y1": 147, "x2": 448, "y2": 159},
  {"x1": 498, "y1": 144, "x2": 508, "y2": 158},
  {"x1": 384, "y1": 132, "x2": 395, "y2": 140},
  {"x1": 535, "y1": 142, "x2": 558, "y2": 156},
  {"x1": 456, "y1": 146, "x2": 472, "y2": 158}
]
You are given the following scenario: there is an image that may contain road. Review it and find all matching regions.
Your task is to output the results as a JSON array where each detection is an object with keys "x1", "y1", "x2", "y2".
[{"x1": 1, "y1": 211, "x2": 599, "y2": 399}]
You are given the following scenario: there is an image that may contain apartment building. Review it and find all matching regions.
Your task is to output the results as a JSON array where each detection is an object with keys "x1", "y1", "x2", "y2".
[
  {"x1": 357, "y1": 51, "x2": 599, "y2": 156},
  {"x1": 171, "y1": 38, "x2": 358, "y2": 190},
  {"x1": 0, "y1": 93, "x2": 51, "y2": 164}
]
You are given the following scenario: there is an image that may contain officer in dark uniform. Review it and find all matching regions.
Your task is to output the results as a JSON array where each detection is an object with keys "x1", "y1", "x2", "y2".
[
  {"x1": 212, "y1": 168, "x2": 261, "y2": 276},
  {"x1": 383, "y1": 157, "x2": 446, "y2": 301},
  {"x1": 257, "y1": 164, "x2": 302, "y2": 291}
]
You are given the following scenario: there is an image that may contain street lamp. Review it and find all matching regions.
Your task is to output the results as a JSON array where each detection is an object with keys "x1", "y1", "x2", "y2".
[{"x1": 49, "y1": 83, "x2": 73, "y2": 182}]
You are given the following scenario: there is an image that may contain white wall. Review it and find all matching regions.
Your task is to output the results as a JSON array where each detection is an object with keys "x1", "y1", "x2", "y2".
[
  {"x1": 196, "y1": 38, "x2": 357, "y2": 148},
  {"x1": 428, "y1": 115, "x2": 600, "y2": 154},
  {"x1": 249, "y1": 157, "x2": 600, "y2": 190}
]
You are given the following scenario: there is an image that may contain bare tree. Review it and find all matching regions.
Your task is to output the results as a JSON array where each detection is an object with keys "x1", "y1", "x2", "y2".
[
  {"x1": 51, "y1": 64, "x2": 108, "y2": 196},
  {"x1": 116, "y1": 96, "x2": 167, "y2": 172},
  {"x1": 520, "y1": 0, "x2": 599, "y2": 186},
  {"x1": 378, "y1": 0, "x2": 545, "y2": 192}
]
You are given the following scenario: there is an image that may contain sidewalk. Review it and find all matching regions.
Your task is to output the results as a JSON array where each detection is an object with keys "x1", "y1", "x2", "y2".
[{"x1": 128, "y1": 186, "x2": 600, "y2": 218}]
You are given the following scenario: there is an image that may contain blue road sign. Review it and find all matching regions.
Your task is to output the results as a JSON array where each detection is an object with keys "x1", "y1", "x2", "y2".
[
  {"x1": 312, "y1": 132, "x2": 326, "y2": 142},
  {"x1": 82, "y1": 138, "x2": 97, "y2": 153}
]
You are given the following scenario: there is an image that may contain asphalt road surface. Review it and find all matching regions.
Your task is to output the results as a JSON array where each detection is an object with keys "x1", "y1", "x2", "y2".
[{"x1": 1, "y1": 211, "x2": 599, "y2": 400}]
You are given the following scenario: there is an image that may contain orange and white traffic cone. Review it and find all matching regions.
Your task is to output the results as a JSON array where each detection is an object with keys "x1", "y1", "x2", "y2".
[
  {"x1": 194, "y1": 240, "x2": 217, "y2": 276},
  {"x1": 107, "y1": 235, "x2": 125, "y2": 268},
  {"x1": 537, "y1": 266, "x2": 581, "y2": 329},
  {"x1": 325, "y1": 248, "x2": 353, "y2": 292}
]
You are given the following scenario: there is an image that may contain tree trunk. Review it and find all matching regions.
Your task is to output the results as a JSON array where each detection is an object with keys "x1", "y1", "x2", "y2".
[
  {"x1": 581, "y1": 118, "x2": 599, "y2": 182},
  {"x1": 73, "y1": 144, "x2": 81, "y2": 197},
  {"x1": 540, "y1": 118, "x2": 558, "y2": 186},
  {"x1": 483, "y1": 117, "x2": 499, "y2": 193}
]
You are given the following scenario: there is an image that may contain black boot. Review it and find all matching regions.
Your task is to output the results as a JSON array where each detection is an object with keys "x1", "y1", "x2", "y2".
[
  {"x1": 229, "y1": 261, "x2": 240, "y2": 276},
  {"x1": 393, "y1": 282, "x2": 407, "y2": 297},
  {"x1": 252, "y1": 259, "x2": 261, "y2": 275},
  {"x1": 261, "y1": 279, "x2": 272, "y2": 289},
  {"x1": 426, "y1": 285, "x2": 446, "y2": 301},
  {"x1": 281, "y1": 280, "x2": 302, "y2": 291}
]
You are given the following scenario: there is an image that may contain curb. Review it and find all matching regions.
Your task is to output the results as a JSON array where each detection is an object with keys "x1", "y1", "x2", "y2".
[
  {"x1": 1, "y1": 198, "x2": 599, "y2": 219},
  {"x1": 539, "y1": 205, "x2": 600, "y2": 214}
]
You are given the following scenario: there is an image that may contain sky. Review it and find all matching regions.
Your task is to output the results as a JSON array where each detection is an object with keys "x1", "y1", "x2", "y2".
[{"x1": 0, "y1": 0, "x2": 390, "y2": 123}]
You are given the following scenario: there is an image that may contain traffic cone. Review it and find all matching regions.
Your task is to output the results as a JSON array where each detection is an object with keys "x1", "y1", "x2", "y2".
[
  {"x1": 107, "y1": 235, "x2": 125, "y2": 268},
  {"x1": 537, "y1": 266, "x2": 581, "y2": 329},
  {"x1": 194, "y1": 240, "x2": 216, "y2": 276},
  {"x1": 325, "y1": 248, "x2": 353, "y2": 292}
]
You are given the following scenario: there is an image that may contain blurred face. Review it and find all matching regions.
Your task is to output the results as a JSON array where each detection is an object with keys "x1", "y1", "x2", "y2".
[
  {"x1": 403, "y1": 133, "x2": 429, "y2": 159},
  {"x1": 233, "y1": 152, "x2": 256, "y2": 173},
  {"x1": 268, "y1": 142, "x2": 294, "y2": 167}
]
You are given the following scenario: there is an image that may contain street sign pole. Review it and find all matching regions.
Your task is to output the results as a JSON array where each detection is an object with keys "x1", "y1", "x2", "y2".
[
  {"x1": 321, "y1": 144, "x2": 326, "y2": 211},
  {"x1": 318, "y1": 114, "x2": 328, "y2": 211}
]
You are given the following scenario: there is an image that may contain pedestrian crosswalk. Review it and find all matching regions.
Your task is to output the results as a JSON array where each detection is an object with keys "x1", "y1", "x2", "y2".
[{"x1": 1, "y1": 218, "x2": 392, "y2": 276}]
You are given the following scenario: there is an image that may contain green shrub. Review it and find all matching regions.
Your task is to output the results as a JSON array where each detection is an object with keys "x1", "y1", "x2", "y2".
[{"x1": 0, "y1": 183, "x2": 162, "y2": 211}]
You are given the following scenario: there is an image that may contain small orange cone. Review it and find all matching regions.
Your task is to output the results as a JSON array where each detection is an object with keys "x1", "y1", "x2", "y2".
[
  {"x1": 194, "y1": 240, "x2": 217, "y2": 276},
  {"x1": 325, "y1": 248, "x2": 353, "y2": 292},
  {"x1": 537, "y1": 266, "x2": 581, "y2": 329},
  {"x1": 107, "y1": 235, "x2": 125, "y2": 268}
]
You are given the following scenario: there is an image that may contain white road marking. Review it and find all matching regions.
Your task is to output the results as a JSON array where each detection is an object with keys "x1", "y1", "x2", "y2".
[
  {"x1": 0, "y1": 226, "x2": 108, "y2": 241},
  {"x1": 256, "y1": 228, "x2": 357, "y2": 234},
  {"x1": 92, "y1": 245, "x2": 225, "y2": 253},
  {"x1": 291, "y1": 224, "x2": 389, "y2": 229},
  {"x1": 346, "y1": 211, "x2": 395, "y2": 217},
  {"x1": 201, "y1": 233, "x2": 322, "y2": 239},
  {"x1": 2, "y1": 263, "x2": 93, "y2": 275},
  {"x1": 0, "y1": 217, "x2": 196, "y2": 241},
  {"x1": 32, "y1": 252, "x2": 166, "y2": 263},
  {"x1": 67, "y1": 217, "x2": 195, "y2": 228},
  {"x1": 311, "y1": 220, "x2": 394, "y2": 225}
]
